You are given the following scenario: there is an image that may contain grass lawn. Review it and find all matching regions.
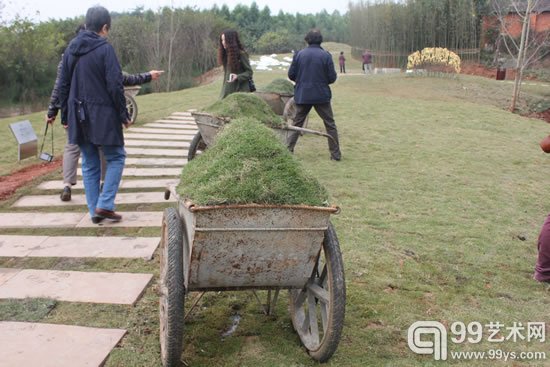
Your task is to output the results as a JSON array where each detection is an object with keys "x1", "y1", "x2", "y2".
[{"x1": 1, "y1": 51, "x2": 550, "y2": 366}]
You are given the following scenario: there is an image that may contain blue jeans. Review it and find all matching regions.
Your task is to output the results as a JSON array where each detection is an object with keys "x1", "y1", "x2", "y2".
[{"x1": 79, "y1": 142, "x2": 126, "y2": 217}]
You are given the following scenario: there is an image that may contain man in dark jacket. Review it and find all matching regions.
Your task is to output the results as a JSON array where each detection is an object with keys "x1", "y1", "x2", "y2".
[
  {"x1": 47, "y1": 63, "x2": 163, "y2": 202},
  {"x1": 58, "y1": 6, "x2": 130, "y2": 223},
  {"x1": 287, "y1": 29, "x2": 341, "y2": 161}
]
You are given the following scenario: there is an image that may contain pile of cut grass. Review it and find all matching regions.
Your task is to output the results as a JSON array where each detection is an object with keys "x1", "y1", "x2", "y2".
[
  {"x1": 177, "y1": 118, "x2": 329, "y2": 206},
  {"x1": 201, "y1": 92, "x2": 284, "y2": 128},
  {"x1": 259, "y1": 78, "x2": 294, "y2": 96}
]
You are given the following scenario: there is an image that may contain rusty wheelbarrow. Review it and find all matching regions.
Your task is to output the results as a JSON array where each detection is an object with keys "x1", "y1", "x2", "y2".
[
  {"x1": 159, "y1": 186, "x2": 345, "y2": 366},
  {"x1": 187, "y1": 111, "x2": 332, "y2": 160}
]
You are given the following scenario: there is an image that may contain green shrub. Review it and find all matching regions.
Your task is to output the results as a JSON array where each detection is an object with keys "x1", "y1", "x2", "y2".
[
  {"x1": 259, "y1": 78, "x2": 294, "y2": 96},
  {"x1": 177, "y1": 118, "x2": 329, "y2": 206},
  {"x1": 201, "y1": 92, "x2": 284, "y2": 128}
]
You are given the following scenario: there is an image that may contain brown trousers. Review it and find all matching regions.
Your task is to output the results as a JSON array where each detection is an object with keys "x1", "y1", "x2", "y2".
[
  {"x1": 287, "y1": 102, "x2": 341, "y2": 160},
  {"x1": 534, "y1": 213, "x2": 550, "y2": 282}
]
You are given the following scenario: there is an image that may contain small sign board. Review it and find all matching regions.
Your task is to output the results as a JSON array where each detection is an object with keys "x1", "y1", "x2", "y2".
[{"x1": 9, "y1": 120, "x2": 37, "y2": 161}]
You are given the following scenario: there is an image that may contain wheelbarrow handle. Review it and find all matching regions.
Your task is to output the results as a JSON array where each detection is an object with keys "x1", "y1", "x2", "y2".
[{"x1": 284, "y1": 125, "x2": 336, "y2": 143}]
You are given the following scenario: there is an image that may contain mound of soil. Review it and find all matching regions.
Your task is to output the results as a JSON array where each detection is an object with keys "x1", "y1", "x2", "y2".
[{"x1": 0, "y1": 159, "x2": 62, "y2": 201}]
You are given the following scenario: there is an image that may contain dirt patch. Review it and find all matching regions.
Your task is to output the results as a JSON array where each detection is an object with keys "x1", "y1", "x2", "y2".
[
  {"x1": 0, "y1": 159, "x2": 62, "y2": 201},
  {"x1": 461, "y1": 62, "x2": 550, "y2": 123},
  {"x1": 532, "y1": 108, "x2": 550, "y2": 124},
  {"x1": 193, "y1": 67, "x2": 223, "y2": 86}
]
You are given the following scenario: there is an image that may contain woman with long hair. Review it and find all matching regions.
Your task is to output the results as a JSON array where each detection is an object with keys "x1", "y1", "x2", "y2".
[{"x1": 218, "y1": 29, "x2": 253, "y2": 99}]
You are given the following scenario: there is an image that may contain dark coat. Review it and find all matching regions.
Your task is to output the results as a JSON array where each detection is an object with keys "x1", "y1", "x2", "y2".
[
  {"x1": 288, "y1": 44, "x2": 337, "y2": 105},
  {"x1": 48, "y1": 60, "x2": 151, "y2": 119},
  {"x1": 58, "y1": 30, "x2": 129, "y2": 146},
  {"x1": 220, "y1": 51, "x2": 253, "y2": 99}
]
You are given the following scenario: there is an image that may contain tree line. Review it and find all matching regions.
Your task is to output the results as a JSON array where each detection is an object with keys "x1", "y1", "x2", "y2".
[
  {"x1": 349, "y1": 0, "x2": 490, "y2": 68},
  {"x1": 0, "y1": 2, "x2": 350, "y2": 109}
]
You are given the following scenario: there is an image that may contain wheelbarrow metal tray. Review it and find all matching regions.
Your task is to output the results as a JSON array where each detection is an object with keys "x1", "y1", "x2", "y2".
[
  {"x1": 178, "y1": 199, "x2": 338, "y2": 291},
  {"x1": 254, "y1": 91, "x2": 293, "y2": 115},
  {"x1": 190, "y1": 111, "x2": 228, "y2": 146}
]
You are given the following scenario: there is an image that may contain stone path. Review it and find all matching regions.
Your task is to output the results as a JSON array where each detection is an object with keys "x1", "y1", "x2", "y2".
[
  {"x1": 0, "y1": 235, "x2": 159, "y2": 259},
  {"x1": 124, "y1": 147, "x2": 187, "y2": 156},
  {"x1": 78, "y1": 167, "x2": 181, "y2": 176},
  {"x1": 144, "y1": 122, "x2": 198, "y2": 130},
  {"x1": 0, "y1": 322, "x2": 126, "y2": 367},
  {"x1": 38, "y1": 178, "x2": 179, "y2": 190},
  {"x1": 0, "y1": 211, "x2": 164, "y2": 230},
  {"x1": 0, "y1": 269, "x2": 152, "y2": 304},
  {"x1": 125, "y1": 133, "x2": 194, "y2": 140},
  {"x1": 13, "y1": 192, "x2": 175, "y2": 207},
  {"x1": 127, "y1": 127, "x2": 195, "y2": 134},
  {"x1": 0, "y1": 113, "x2": 194, "y2": 365}
]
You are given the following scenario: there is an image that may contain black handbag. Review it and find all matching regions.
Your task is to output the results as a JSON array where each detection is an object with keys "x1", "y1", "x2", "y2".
[{"x1": 248, "y1": 78, "x2": 256, "y2": 92}]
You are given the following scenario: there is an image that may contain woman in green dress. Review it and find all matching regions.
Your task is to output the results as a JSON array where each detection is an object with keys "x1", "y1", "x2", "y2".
[{"x1": 218, "y1": 29, "x2": 253, "y2": 99}]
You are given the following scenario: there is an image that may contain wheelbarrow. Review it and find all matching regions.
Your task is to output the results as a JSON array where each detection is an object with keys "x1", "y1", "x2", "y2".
[
  {"x1": 254, "y1": 91, "x2": 293, "y2": 116},
  {"x1": 160, "y1": 186, "x2": 345, "y2": 366},
  {"x1": 187, "y1": 111, "x2": 332, "y2": 160},
  {"x1": 124, "y1": 86, "x2": 140, "y2": 123}
]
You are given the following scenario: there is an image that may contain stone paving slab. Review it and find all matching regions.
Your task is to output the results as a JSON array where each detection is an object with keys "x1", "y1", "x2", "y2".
[
  {"x1": 171, "y1": 112, "x2": 192, "y2": 116},
  {"x1": 13, "y1": 192, "x2": 175, "y2": 207},
  {"x1": 127, "y1": 127, "x2": 195, "y2": 135},
  {"x1": 144, "y1": 123, "x2": 198, "y2": 130},
  {"x1": 125, "y1": 147, "x2": 187, "y2": 156},
  {"x1": 0, "y1": 268, "x2": 20, "y2": 286},
  {"x1": 0, "y1": 269, "x2": 153, "y2": 304},
  {"x1": 0, "y1": 213, "x2": 86, "y2": 228},
  {"x1": 125, "y1": 139, "x2": 190, "y2": 148},
  {"x1": 124, "y1": 133, "x2": 194, "y2": 140},
  {"x1": 124, "y1": 158, "x2": 187, "y2": 166},
  {"x1": 76, "y1": 212, "x2": 163, "y2": 228},
  {"x1": 0, "y1": 235, "x2": 159, "y2": 259},
  {"x1": 78, "y1": 167, "x2": 181, "y2": 177},
  {"x1": 165, "y1": 116, "x2": 195, "y2": 121},
  {"x1": 0, "y1": 322, "x2": 126, "y2": 367},
  {"x1": 75, "y1": 157, "x2": 187, "y2": 166},
  {"x1": 0, "y1": 212, "x2": 162, "y2": 228},
  {"x1": 155, "y1": 119, "x2": 196, "y2": 125},
  {"x1": 38, "y1": 178, "x2": 179, "y2": 190}
]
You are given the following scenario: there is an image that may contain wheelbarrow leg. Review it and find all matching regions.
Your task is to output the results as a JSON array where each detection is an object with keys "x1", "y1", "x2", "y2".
[
  {"x1": 184, "y1": 291, "x2": 206, "y2": 321},
  {"x1": 251, "y1": 289, "x2": 281, "y2": 316}
]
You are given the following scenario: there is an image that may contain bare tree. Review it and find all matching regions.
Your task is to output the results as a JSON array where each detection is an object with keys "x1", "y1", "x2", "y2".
[{"x1": 491, "y1": 0, "x2": 550, "y2": 111}]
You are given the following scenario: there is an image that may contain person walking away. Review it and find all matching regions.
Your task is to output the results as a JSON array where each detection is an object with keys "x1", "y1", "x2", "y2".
[
  {"x1": 338, "y1": 51, "x2": 346, "y2": 73},
  {"x1": 47, "y1": 62, "x2": 163, "y2": 202},
  {"x1": 58, "y1": 6, "x2": 130, "y2": 224},
  {"x1": 534, "y1": 134, "x2": 550, "y2": 283},
  {"x1": 362, "y1": 49, "x2": 372, "y2": 74},
  {"x1": 287, "y1": 29, "x2": 341, "y2": 161},
  {"x1": 218, "y1": 29, "x2": 253, "y2": 99}
]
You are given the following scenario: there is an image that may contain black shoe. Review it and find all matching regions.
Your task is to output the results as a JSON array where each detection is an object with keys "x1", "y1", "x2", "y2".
[
  {"x1": 94, "y1": 208, "x2": 122, "y2": 222},
  {"x1": 331, "y1": 156, "x2": 341, "y2": 161},
  {"x1": 91, "y1": 216, "x2": 104, "y2": 224},
  {"x1": 60, "y1": 186, "x2": 71, "y2": 201}
]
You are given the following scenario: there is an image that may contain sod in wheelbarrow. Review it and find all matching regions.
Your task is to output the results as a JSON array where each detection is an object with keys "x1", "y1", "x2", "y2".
[
  {"x1": 259, "y1": 78, "x2": 294, "y2": 96},
  {"x1": 201, "y1": 92, "x2": 284, "y2": 128},
  {"x1": 177, "y1": 118, "x2": 329, "y2": 206}
]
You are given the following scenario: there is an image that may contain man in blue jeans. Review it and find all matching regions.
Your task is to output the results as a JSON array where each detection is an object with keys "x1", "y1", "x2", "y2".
[{"x1": 58, "y1": 6, "x2": 131, "y2": 224}]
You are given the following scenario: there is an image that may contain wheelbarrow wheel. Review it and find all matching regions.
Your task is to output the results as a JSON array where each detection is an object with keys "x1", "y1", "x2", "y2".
[
  {"x1": 187, "y1": 132, "x2": 206, "y2": 161},
  {"x1": 289, "y1": 222, "x2": 345, "y2": 362},
  {"x1": 160, "y1": 207, "x2": 185, "y2": 367},
  {"x1": 125, "y1": 94, "x2": 138, "y2": 123}
]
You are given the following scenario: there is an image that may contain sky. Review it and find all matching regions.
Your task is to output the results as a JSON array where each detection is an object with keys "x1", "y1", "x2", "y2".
[{"x1": 1, "y1": 0, "x2": 350, "y2": 23}]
